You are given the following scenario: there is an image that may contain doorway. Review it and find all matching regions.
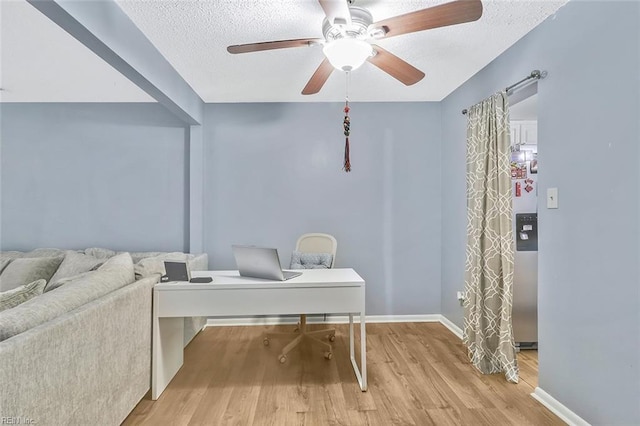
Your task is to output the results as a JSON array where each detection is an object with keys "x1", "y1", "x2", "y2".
[{"x1": 510, "y1": 92, "x2": 539, "y2": 388}]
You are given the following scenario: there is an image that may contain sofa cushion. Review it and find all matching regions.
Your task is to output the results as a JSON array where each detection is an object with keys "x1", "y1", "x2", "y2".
[
  {"x1": 46, "y1": 251, "x2": 104, "y2": 292},
  {"x1": 290, "y1": 251, "x2": 333, "y2": 269},
  {"x1": 97, "y1": 252, "x2": 135, "y2": 278},
  {"x1": 134, "y1": 252, "x2": 192, "y2": 279},
  {"x1": 84, "y1": 247, "x2": 117, "y2": 259},
  {"x1": 22, "y1": 248, "x2": 66, "y2": 258},
  {"x1": 126, "y1": 251, "x2": 165, "y2": 264},
  {"x1": 0, "y1": 259, "x2": 12, "y2": 275},
  {"x1": 47, "y1": 252, "x2": 139, "y2": 291},
  {"x1": 0, "y1": 251, "x2": 24, "y2": 261},
  {"x1": 46, "y1": 272, "x2": 93, "y2": 290},
  {"x1": 0, "y1": 279, "x2": 46, "y2": 312},
  {"x1": 0, "y1": 256, "x2": 63, "y2": 292},
  {"x1": 0, "y1": 253, "x2": 135, "y2": 342}
]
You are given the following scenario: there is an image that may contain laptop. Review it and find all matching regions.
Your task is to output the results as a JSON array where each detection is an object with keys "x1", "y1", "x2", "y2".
[{"x1": 232, "y1": 245, "x2": 302, "y2": 281}]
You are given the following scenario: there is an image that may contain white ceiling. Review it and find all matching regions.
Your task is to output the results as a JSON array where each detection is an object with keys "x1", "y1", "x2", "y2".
[
  {"x1": 0, "y1": 0, "x2": 153, "y2": 103},
  {"x1": 1, "y1": 0, "x2": 568, "y2": 103}
]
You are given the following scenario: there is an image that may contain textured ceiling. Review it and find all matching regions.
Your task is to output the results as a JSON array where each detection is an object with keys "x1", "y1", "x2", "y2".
[
  {"x1": 116, "y1": 0, "x2": 567, "y2": 102},
  {"x1": 1, "y1": 0, "x2": 568, "y2": 103}
]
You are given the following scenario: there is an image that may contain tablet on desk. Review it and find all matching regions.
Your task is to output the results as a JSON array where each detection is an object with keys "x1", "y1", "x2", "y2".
[{"x1": 163, "y1": 261, "x2": 189, "y2": 282}]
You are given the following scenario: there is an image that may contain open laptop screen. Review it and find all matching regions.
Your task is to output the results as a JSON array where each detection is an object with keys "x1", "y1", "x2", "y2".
[{"x1": 232, "y1": 245, "x2": 301, "y2": 281}]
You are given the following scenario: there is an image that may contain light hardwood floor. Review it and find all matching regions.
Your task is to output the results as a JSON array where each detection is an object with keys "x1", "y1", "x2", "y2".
[
  {"x1": 517, "y1": 349, "x2": 538, "y2": 389},
  {"x1": 124, "y1": 323, "x2": 558, "y2": 426}
]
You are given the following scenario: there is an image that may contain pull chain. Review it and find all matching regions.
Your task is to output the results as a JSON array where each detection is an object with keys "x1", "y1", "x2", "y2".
[
  {"x1": 343, "y1": 71, "x2": 351, "y2": 172},
  {"x1": 346, "y1": 70, "x2": 350, "y2": 103}
]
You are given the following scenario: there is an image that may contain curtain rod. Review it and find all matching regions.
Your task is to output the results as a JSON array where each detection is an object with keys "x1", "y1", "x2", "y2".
[{"x1": 461, "y1": 69, "x2": 546, "y2": 115}]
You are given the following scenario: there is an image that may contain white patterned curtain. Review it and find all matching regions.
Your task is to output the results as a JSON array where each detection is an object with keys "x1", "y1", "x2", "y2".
[{"x1": 463, "y1": 92, "x2": 518, "y2": 383}]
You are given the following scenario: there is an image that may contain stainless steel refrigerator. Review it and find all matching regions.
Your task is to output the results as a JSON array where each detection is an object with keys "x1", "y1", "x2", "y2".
[{"x1": 511, "y1": 148, "x2": 538, "y2": 347}]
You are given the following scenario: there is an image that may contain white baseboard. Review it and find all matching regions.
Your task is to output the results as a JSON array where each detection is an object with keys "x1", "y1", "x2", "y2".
[
  {"x1": 531, "y1": 387, "x2": 590, "y2": 426},
  {"x1": 206, "y1": 314, "x2": 443, "y2": 327},
  {"x1": 438, "y1": 315, "x2": 463, "y2": 339},
  {"x1": 365, "y1": 314, "x2": 442, "y2": 323}
]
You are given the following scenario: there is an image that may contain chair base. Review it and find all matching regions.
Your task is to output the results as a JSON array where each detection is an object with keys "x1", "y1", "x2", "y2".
[{"x1": 263, "y1": 315, "x2": 335, "y2": 363}]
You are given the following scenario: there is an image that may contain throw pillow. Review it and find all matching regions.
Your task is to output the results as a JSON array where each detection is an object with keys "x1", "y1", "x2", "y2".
[
  {"x1": 83, "y1": 247, "x2": 117, "y2": 259},
  {"x1": 290, "y1": 251, "x2": 333, "y2": 269},
  {"x1": 22, "y1": 248, "x2": 66, "y2": 258},
  {"x1": 0, "y1": 251, "x2": 24, "y2": 261},
  {"x1": 45, "y1": 251, "x2": 104, "y2": 292},
  {"x1": 0, "y1": 256, "x2": 63, "y2": 292},
  {"x1": 97, "y1": 252, "x2": 135, "y2": 284},
  {"x1": 126, "y1": 251, "x2": 165, "y2": 264},
  {"x1": 0, "y1": 279, "x2": 46, "y2": 312},
  {"x1": 45, "y1": 272, "x2": 93, "y2": 291}
]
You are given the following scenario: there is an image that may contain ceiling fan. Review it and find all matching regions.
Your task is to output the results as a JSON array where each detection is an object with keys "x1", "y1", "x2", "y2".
[{"x1": 227, "y1": 0, "x2": 483, "y2": 95}]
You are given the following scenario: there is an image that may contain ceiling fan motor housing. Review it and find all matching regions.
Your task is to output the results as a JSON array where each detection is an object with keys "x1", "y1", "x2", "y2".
[{"x1": 322, "y1": 7, "x2": 373, "y2": 42}]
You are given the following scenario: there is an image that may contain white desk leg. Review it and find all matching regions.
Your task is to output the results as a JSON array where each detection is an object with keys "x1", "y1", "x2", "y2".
[
  {"x1": 360, "y1": 311, "x2": 367, "y2": 391},
  {"x1": 152, "y1": 292, "x2": 184, "y2": 400},
  {"x1": 349, "y1": 313, "x2": 355, "y2": 360},
  {"x1": 348, "y1": 312, "x2": 368, "y2": 391}
]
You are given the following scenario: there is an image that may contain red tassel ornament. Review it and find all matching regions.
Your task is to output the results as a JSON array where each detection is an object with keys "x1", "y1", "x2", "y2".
[{"x1": 343, "y1": 102, "x2": 351, "y2": 172}]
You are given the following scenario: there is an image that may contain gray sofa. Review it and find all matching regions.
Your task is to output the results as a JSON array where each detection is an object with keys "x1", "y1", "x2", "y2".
[{"x1": 0, "y1": 248, "x2": 208, "y2": 425}]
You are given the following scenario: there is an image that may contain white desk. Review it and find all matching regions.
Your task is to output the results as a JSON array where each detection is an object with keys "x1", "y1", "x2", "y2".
[{"x1": 152, "y1": 268, "x2": 366, "y2": 400}]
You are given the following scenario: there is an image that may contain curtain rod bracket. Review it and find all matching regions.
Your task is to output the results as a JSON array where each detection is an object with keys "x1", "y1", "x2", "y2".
[{"x1": 462, "y1": 69, "x2": 546, "y2": 115}]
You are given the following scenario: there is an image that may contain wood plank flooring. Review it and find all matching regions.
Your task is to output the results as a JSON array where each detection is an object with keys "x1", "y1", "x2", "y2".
[
  {"x1": 517, "y1": 349, "x2": 538, "y2": 389},
  {"x1": 123, "y1": 323, "x2": 559, "y2": 426}
]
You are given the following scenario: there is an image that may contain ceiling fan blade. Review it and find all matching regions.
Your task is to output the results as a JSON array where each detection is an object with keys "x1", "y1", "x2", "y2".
[
  {"x1": 227, "y1": 38, "x2": 323, "y2": 54},
  {"x1": 302, "y1": 59, "x2": 334, "y2": 95},
  {"x1": 368, "y1": 45, "x2": 425, "y2": 86},
  {"x1": 371, "y1": 0, "x2": 482, "y2": 39},
  {"x1": 318, "y1": 0, "x2": 352, "y2": 25}
]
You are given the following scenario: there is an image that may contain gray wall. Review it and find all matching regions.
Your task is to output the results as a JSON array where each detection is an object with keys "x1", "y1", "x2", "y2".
[
  {"x1": 203, "y1": 102, "x2": 441, "y2": 315},
  {"x1": 0, "y1": 103, "x2": 189, "y2": 252},
  {"x1": 440, "y1": 1, "x2": 639, "y2": 424}
]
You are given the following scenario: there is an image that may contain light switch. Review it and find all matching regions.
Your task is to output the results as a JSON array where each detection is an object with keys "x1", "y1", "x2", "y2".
[{"x1": 547, "y1": 187, "x2": 558, "y2": 209}]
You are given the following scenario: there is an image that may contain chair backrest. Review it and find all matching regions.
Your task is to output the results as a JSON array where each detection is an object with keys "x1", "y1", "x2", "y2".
[{"x1": 295, "y1": 233, "x2": 337, "y2": 268}]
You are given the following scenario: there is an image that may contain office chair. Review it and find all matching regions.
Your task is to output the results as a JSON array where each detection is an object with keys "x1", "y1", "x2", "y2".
[{"x1": 263, "y1": 233, "x2": 337, "y2": 363}]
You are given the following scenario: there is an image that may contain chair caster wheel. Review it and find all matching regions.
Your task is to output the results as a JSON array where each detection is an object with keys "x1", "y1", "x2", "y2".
[
  {"x1": 263, "y1": 338, "x2": 270, "y2": 346},
  {"x1": 279, "y1": 355, "x2": 287, "y2": 364},
  {"x1": 324, "y1": 351, "x2": 333, "y2": 360},
  {"x1": 329, "y1": 334, "x2": 336, "y2": 342}
]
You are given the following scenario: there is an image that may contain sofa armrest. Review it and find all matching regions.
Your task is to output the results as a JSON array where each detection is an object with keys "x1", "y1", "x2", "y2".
[{"x1": 0, "y1": 276, "x2": 156, "y2": 425}]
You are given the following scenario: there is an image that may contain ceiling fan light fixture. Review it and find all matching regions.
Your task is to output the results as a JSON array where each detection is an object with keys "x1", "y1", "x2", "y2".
[{"x1": 322, "y1": 38, "x2": 373, "y2": 72}]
